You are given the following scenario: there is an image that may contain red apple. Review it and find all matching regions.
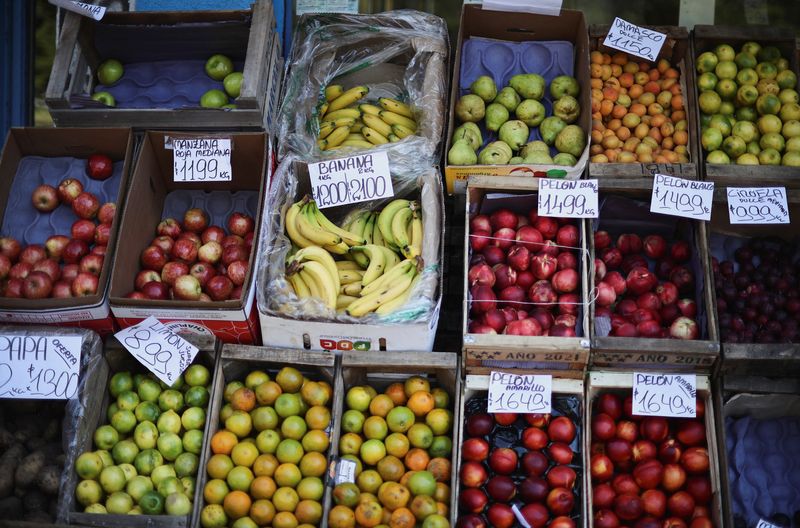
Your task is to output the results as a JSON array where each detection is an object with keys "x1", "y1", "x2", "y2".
[
  {"x1": 151, "y1": 236, "x2": 174, "y2": 253},
  {"x1": 71, "y1": 219, "x2": 96, "y2": 243},
  {"x1": 57, "y1": 178, "x2": 83, "y2": 204},
  {"x1": 670, "y1": 316, "x2": 699, "y2": 340},
  {"x1": 62, "y1": 264, "x2": 79, "y2": 281},
  {"x1": 79, "y1": 254, "x2": 104, "y2": 276},
  {"x1": 3, "y1": 278, "x2": 23, "y2": 297},
  {"x1": 174, "y1": 274, "x2": 202, "y2": 300},
  {"x1": 190, "y1": 262, "x2": 216, "y2": 287},
  {"x1": 488, "y1": 448, "x2": 517, "y2": 475},
  {"x1": 205, "y1": 275, "x2": 233, "y2": 301},
  {"x1": 182, "y1": 208, "x2": 208, "y2": 233},
  {"x1": 157, "y1": 218, "x2": 182, "y2": 238},
  {"x1": 627, "y1": 266, "x2": 658, "y2": 295},
  {"x1": 98, "y1": 202, "x2": 116, "y2": 225},
  {"x1": 72, "y1": 192, "x2": 100, "y2": 219},
  {"x1": 52, "y1": 280, "x2": 73, "y2": 298},
  {"x1": 161, "y1": 261, "x2": 189, "y2": 286},
  {"x1": 23, "y1": 271, "x2": 53, "y2": 299},
  {"x1": 125, "y1": 291, "x2": 146, "y2": 299},
  {"x1": 199, "y1": 293, "x2": 213, "y2": 302},
  {"x1": 140, "y1": 245, "x2": 168, "y2": 271},
  {"x1": 135, "y1": 270, "x2": 161, "y2": 290},
  {"x1": 227, "y1": 212, "x2": 255, "y2": 236},
  {"x1": 31, "y1": 184, "x2": 59, "y2": 212},
  {"x1": 32, "y1": 259, "x2": 61, "y2": 281},
  {"x1": 86, "y1": 153, "x2": 113, "y2": 180},
  {"x1": 656, "y1": 282, "x2": 679, "y2": 305},
  {"x1": 142, "y1": 281, "x2": 169, "y2": 300},
  {"x1": 71, "y1": 272, "x2": 98, "y2": 296},
  {"x1": 0, "y1": 254, "x2": 10, "y2": 280},
  {"x1": 202, "y1": 225, "x2": 226, "y2": 244},
  {"x1": 172, "y1": 238, "x2": 199, "y2": 263},
  {"x1": 677, "y1": 298, "x2": 698, "y2": 318},
  {"x1": 198, "y1": 241, "x2": 223, "y2": 264},
  {"x1": 8, "y1": 262, "x2": 30, "y2": 280},
  {"x1": 0, "y1": 237, "x2": 21, "y2": 261},
  {"x1": 670, "y1": 240, "x2": 690, "y2": 262},
  {"x1": 45, "y1": 235, "x2": 70, "y2": 260},
  {"x1": 222, "y1": 244, "x2": 248, "y2": 266}
]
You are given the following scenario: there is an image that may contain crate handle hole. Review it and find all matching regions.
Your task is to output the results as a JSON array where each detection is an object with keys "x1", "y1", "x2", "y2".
[
  {"x1": 379, "y1": 338, "x2": 386, "y2": 351},
  {"x1": 303, "y1": 334, "x2": 311, "y2": 350}
]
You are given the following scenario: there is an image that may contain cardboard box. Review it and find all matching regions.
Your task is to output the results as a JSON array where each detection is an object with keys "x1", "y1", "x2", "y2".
[
  {"x1": 257, "y1": 162, "x2": 444, "y2": 352},
  {"x1": 690, "y1": 25, "x2": 800, "y2": 187},
  {"x1": 0, "y1": 128, "x2": 134, "y2": 336},
  {"x1": 588, "y1": 25, "x2": 701, "y2": 180},
  {"x1": 444, "y1": 5, "x2": 591, "y2": 194},
  {"x1": 462, "y1": 176, "x2": 591, "y2": 374},
  {"x1": 45, "y1": 2, "x2": 280, "y2": 130},
  {"x1": 109, "y1": 131, "x2": 268, "y2": 344}
]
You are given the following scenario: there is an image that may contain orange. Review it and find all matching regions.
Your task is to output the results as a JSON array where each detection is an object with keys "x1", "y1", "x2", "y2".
[
  {"x1": 299, "y1": 451, "x2": 327, "y2": 478},
  {"x1": 358, "y1": 492, "x2": 379, "y2": 506},
  {"x1": 252, "y1": 454, "x2": 278, "y2": 477},
  {"x1": 305, "y1": 406, "x2": 331, "y2": 430},
  {"x1": 378, "y1": 481, "x2": 410, "y2": 511},
  {"x1": 300, "y1": 381, "x2": 329, "y2": 407},
  {"x1": 295, "y1": 499, "x2": 323, "y2": 525},
  {"x1": 369, "y1": 394, "x2": 395, "y2": 417},
  {"x1": 231, "y1": 441, "x2": 260, "y2": 467},
  {"x1": 410, "y1": 495, "x2": 437, "y2": 521},
  {"x1": 203, "y1": 479, "x2": 229, "y2": 505},
  {"x1": 377, "y1": 455, "x2": 405, "y2": 482},
  {"x1": 207, "y1": 454, "x2": 234, "y2": 480},
  {"x1": 384, "y1": 383, "x2": 407, "y2": 406},
  {"x1": 328, "y1": 505, "x2": 356, "y2": 528},
  {"x1": 403, "y1": 376, "x2": 429, "y2": 397},
  {"x1": 250, "y1": 476, "x2": 276, "y2": 500},
  {"x1": 255, "y1": 381, "x2": 282, "y2": 406},
  {"x1": 302, "y1": 430, "x2": 330, "y2": 453},
  {"x1": 404, "y1": 448, "x2": 430, "y2": 472},
  {"x1": 431, "y1": 388, "x2": 449, "y2": 409},
  {"x1": 426, "y1": 458, "x2": 451, "y2": 483},
  {"x1": 224, "y1": 381, "x2": 245, "y2": 402},
  {"x1": 249, "y1": 499, "x2": 276, "y2": 526},
  {"x1": 389, "y1": 507, "x2": 416, "y2": 528},
  {"x1": 355, "y1": 501, "x2": 383, "y2": 527},
  {"x1": 356, "y1": 469, "x2": 383, "y2": 494},
  {"x1": 272, "y1": 511, "x2": 299, "y2": 528},
  {"x1": 211, "y1": 430, "x2": 238, "y2": 455},
  {"x1": 436, "y1": 501, "x2": 449, "y2": 517},
  {"x1": 407, "y1": 392, "x2": 434, "y2": 417},
  {"x1": 318, "y1": 380, "x2": 334, "y2": 402},
  {"x1": 231, "y1": 387, "x2": 256, "y2": 411},
  {"x1": 223, "y1": 490, "x2": 252, "y2": 520},
  {"x1": 434, "y1": 482, "x2": 449, "y2": 503},
  {"x1": 399, "y1": 471, "x2": 415, "y2": 488},
  {"x1": 384, "y1": 433, "x2": 410, "y2": 459}
]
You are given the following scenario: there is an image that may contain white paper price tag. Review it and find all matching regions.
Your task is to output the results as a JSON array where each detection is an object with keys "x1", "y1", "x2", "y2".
[
  {"x1": 49, "y1": 0, "x2": 106, "y2": 20},
  {"x1": 603, "y1": 17, "x2": 666, "y2": 62},
  {"x1": 173, "y1": 138, "x2": 232, "y2": 182},
  {"x1": 115, "y1": 317, "x2": 199, "y2": 386},
  {"x1": 482, "y1": 0, "x2": 563, "y2": 16},
  {"x1": 511, "y1": 504, "x2": 533, "y2": 528},
  {"x1": 632, "y1": 373, "x2": 696, "y2": 418},
  {"x1": 308, "y1": 151, "x2": 394, "y2": 209},
  {"x1": 334, "y1": 458, "x2": 357, "y2": 484},
  {"x1": 296, "y1": 0, "x2": 358, "y2": 14},
  {"x1": 0, "y1": 335, "x2": 83, "y2": 399},
  {"x1": 651, "y1": 174, "x2": 713, "y2": 221},
  {"x1": 756, "y1": 520, "x2": 781, "y2": 528},
  {"x1": 538, "y1": 178, "x2": 598, "y2": 218},
  {"x1": 487, "y1": 371, "x2": 552, "y2": 414},
  {"x1": 727, "y1": 187, "x2": 790, "y2": 224}
]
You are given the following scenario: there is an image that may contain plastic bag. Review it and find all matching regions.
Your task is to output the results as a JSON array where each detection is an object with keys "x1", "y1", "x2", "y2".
[
  {"x1": 256, "y1": 155, "x2": 443, "y2": 325},
  {"x1": 275, "y1": 10, "x2": 449, "y2": 165}
]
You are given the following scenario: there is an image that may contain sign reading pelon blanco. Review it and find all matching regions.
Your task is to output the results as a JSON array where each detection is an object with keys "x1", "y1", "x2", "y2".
[
  {"x1": 48, "y1": 0, "x2": 106, "y2": 20},
  {"x1": 115, "y1": 317, "x2": 199, "y2": 386},
  {"x1": 308, "y1": 151, "x2": 394, "y2": 209},
  {"x1": 603, "y1": 18, "x2": 666, "y2": 62},
  {"x1": 538, "y1": 178, "x2": 599, "y2": 218},
  {"x1": 488, "y1": 371, "x2": 552, "y2": 414},
  {"x1": 632, "y1": 372, "x2": 696, "y2": 418},
  {"x1": 651, "y1": 174, "x2": 714, "y2": 221},
  {"x1": 0, "y1": 335, "x2": 83, "y2": 399},
  {"x1": 173, "y1": 138, "x2": 232, "y2": 182},
  {"x1": 756, "y1": 520, "x2": 781, "y2": 528},
  {"x1": 727, "y1": 187, "x2": 790, "y2": 224}
]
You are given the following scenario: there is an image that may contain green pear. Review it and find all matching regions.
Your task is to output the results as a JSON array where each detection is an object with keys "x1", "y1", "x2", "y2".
[
  {"x1": 540, "y1": 116, "x2": 567, "y2": 145},
  {"x1": 550, "y1": 75, "x2": 580, "y2": 99},
  {"x1": 448, "y1": 139, "x2": 478, "y2": 165},
  {"x1": 492, "y1": 140, "x2": 513, "y2": 159},
  {"x1": 453, "y1": 123, "x2": 483, "y2": 151},
  {"x1": 494, "y1": 87, "x2": 521, "y2": 112},
  {"x1": 485, "y1": 103, "x2": 510, "y2": 132},
  {"x1": 553, "y1": 95, "x2": 580, "y2": 124},
  {"x1": 519, "y1": 140, "x2": 550, "y2": 158},
  {"x1": 524, "y1": 151, "x2": 554, "y2": 164},
  {"x1": 509, "y1": 73, "x2": 545, "y2": 100},
  {"x1": 470, "y1": 75, "x2": 497, "y2": 102},
  {"x1": 555, "y1": 124, "x2": 586, "y2": 158},
  {"x1": 478, "y1": 142, "x2": 513, "y2": 165},
  {"x1": 553, "y1": 152, "x2": 577, "y2": 166},
  {"x1": 455, "y1": 94, "x2": 486, "y2": 123},
  {"x1": 515, "y1": 99, "x2": 547, "y2": 127},
  {"x1": 498, "y1": 120, "x2": 529, "y2": 151},
  {"x1": 509, "y1": 156, "x2": 524, "y2": 165}
]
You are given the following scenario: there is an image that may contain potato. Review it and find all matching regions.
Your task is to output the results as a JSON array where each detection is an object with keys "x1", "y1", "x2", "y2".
[
  {"x1": 43, "y1": 418, "x2": 60, "y2": 442},
  {"x1": 0, "y1": 443, "x2": 24, "y2": 464},
  {"x1": 14, "y1": 451, "x2": 45, "y2": 488},
  {"x1": 25, "y1": 437, "x2": 46, "y2": 452},
  {"x1": 0, "y1": 429, "x2": 13, "y2": 451},
  {"x1": 22, "y1": 488, "x2": 48, "y2": 512},
  {"x1": 0, "y1": 496, "x2": 22, "y2": 519},
  {"x1": 24, "y1": 511, "x2": 53, "y2": 523},
  {"x1": 36, "y1": 465, "x2": 60, "y2": 496}
]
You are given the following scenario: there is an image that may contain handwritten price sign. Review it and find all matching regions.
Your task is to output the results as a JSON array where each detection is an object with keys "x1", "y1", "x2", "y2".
[
  {"x1": 115, "y1": 317, "x2": 199, "y2": 386},
  {"x1": 538, "y1": 178, "x2": 598, "y2": 218},
  {"x1": 757, "y1": 520, "x2": 781, "y2": 528},
  {"x1": 727, "y1": 187, "x2": 790, "y2": 224},
  {"x1": 488, "y1": 371, "x2": 552, "y2": 414},
  {"x1": 48, "y1": 0, "x2": 106, "y2": 20},
  {"x1": 308, "y1": 151, "x2": 394, "y2": 209},
  {"x1": 651, "y1": 174, "x2": 714, "y2": 221},
  {"x1": 632, "y1": 373, "x2": 696, "y2": 418},
  {"x1": 603, "y1": 18, "x2": 666, "y2": 62},
  {"x1": 173, "y1": 138, "x2": 232, "y2": 182},
  {"x1": 0, "y1": 335, "x2": 83, "y2": 399}
]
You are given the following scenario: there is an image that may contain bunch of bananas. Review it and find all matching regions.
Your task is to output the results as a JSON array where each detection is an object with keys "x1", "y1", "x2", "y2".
[
  {"x1": 284, "y1": 196, "x2": 424, "y2": 317},
  {"x1": 316, "y1": 84, "x2": 419, "y2": 151}
]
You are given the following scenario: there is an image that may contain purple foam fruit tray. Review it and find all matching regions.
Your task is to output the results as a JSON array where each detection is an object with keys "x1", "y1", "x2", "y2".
[
  {"x1": 1, "y1": 156, "x2": 124, "y2": 245},
  {"x1": 460, "y1": 37, "x2": 575, "y2": 156},
  {"x1": 161, "y1": 189, "x2": 259, "y2": 227}
]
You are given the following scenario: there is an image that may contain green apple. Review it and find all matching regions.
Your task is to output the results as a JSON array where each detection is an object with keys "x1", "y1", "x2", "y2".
[
  {"x1": 200, "y1": 89, "x2": 228, "y2": 109},
  {"x1": 205, "y1": 54, "x2": 234, "y2": 81},
  {"x1": 223, "y1": 72, "x2": 243, "y2": 98},
  {"x1": 92, "y1": 91, "x2": 116, "y2": 107},
  {"x1": 97, "y1": 59, "x2": 123, "y2": 85}
]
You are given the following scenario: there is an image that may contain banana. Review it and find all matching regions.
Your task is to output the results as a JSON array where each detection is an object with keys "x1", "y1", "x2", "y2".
[
  {"x1": 325, "y1": 84, "x2": 344, "y2": 102},
  {"x1": 377, "y1": 199, "x2": 411, "y2": 248},
  {"x1": 362, "y1": 212, "x2": 375, "y2": 245},
  {"x1": 299, "y1": 269, "x2": 322, "y2": 299},
  {"x1": 375, "y1": 274, "x2": 419, "y2": 315},
  {"x1": 285, "y1": 200, "x2": 316, "y2": 248},
  {"x1": 391, "y1": 124, "x2": 415, "y2": 139},
  {"x1": 288, "y1": 271, "x2": 312, "y2": 299},
  {"x1": 338, "y1": 269, "x2": 364, "y2": 285},
  {"x1": 319, "y1": 125, "x2": 350, "y2": 150},
  {"x1": 299, "y1": 260, "x2": 337, "y2": 310},
  {"x1": 363, "y1": 113, "x2": 393, "y2": 138},
  {"x1": 319, "y1": 102, "x2": 329, "y2": 119},
  {"x1": 322, "y1": 108, "x2": 361, "y2": 123},
  {"x1": 336, "y1": 261, "x2": 363, "y2": 271},
  {"x1": 346, "y1": 266, "x2": 416, "y2": 317},
  {"x1": 319, "y1": 117, "x2": 356, "y2": 132},
  {"x1": 359, "y1": 258, "x2": 415, "y2": 297},
  {"x1": 342, "y1": 282, "x2": 362, "y2": 296},
  {"x1": 390, "y1": 205, "x2": 413, "y2": 250},
  {"x1": 346, "y1": 211, "x2": 370, "y2": 239},
  {"x1": 378, "y1": 97, "x2": 413, "y2": 118},
  {"x1": 327, "y1": 86, "x2": 368, "y2": 113},
  {"x1": 318, "y1": 124, "x2": 336, "y2": 140},
  {"x1": 347, "y1": 133, "x2": 365, "y2": 141},
  {"x1": 289, "y1": 246, "x2": 340, "y2": 294},
  {"x1": 324, "y1": 242, "x2": 349, "y2": 255},
  {"x1": 350, "y1": 244, "x2": 386, "y2": 286},
  {"x1": 350, "y1": 122, "x2": 364, "y2": 133},
  {"x1": 339, "y1": 140, "x2": 374, "y2": 148},
  {"x1": 405, "y1": 208, "x2": 423, "y2": 259},
  {"x1": 359, "y1": 103, "x2": 382, "y2": 116},
  {"x1": 378, "y1": 245, "x2": 401, "y2": 269},
  {"x1": 295, "y1": 202, "x2": 341, "y2": 246},
  {"x1": 362, "y1": 126, "x2": 389, "y2": 145},
  {"x1": 388, "y1": 133, "x2": 401, "y2": 142},
  {"x1": 379, "y1": 110, "x2": 417, "y2": 131},
  {"x1": 309, "y1": 201, "x2": 366, "y2": 247},
  {"x1": 337, "y1": 294, "x2": 359, "y2": 311},
  {"x1": 372, "y1": 218, "x2": 385, "y2": 247}
]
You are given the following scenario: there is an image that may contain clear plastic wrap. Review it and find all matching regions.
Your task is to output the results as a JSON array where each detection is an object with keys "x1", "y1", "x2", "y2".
[
  {"x1": 0, "y1": 325, "x2": 103, "y2": 524},
  {"x1": 256, "y1": 155, "x2": 443, "y2": 325},
  {"x1": 275, "y1": 10, "x2": 449, "y2": 165}
]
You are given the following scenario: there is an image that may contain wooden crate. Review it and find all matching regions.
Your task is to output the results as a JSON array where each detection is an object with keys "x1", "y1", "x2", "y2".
[
  {"x1": 454, "y1": 374, "x2": 586, "y2": 527},
  {"x1": 714, "y1": 375, "x2": 800, "y2": 528},
  {"x1": 327, "y1": 351, "x2": 460, "y2": 527},
  {"x1": 586, "y1": 371, "x2": 724, "y2": 527},
  {"x1": 462, "y1": 176, "x2": 591, "y2": 375},
  {"x1": 690, "y1": 26, "x2": 800, "y2": 187},
  {"x1": 707, "y1": 189, "x2": 800, "y2": 378},
  {"x1": 192, "y1": 346, "x2": 336, "y2": 527},
  {"x1": 588, "y1": 180, "x2": 719, "y2": 372},
  {"x1": 45, "y1": 2, "x2": 278, "y2": 130},
  {"x1": 63, "y1": 334, "x2": 219, "y2": 528},
  {"x1": 587, "y1": 25, "x2": 700, "y2": 181}
]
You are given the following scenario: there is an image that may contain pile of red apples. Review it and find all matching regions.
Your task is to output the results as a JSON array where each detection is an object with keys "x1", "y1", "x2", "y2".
[
  {"x1": 128, "y1": 208, "x2": 254, "y2": 302},
  {"x1": 590, "y1": 392, "x2": 714, "y2": 528},
  {"x1": 594, "y1": 231, "x2": 700, "y2": 339},
  {"x1": 468, "y1": 206, "x2": 582, "y2": 337}
]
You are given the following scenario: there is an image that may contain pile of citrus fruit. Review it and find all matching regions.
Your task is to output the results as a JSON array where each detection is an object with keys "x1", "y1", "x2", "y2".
[
  {"x1": 329, "y1": 375, "x2": 453, "y2": 528},
  {"x1": 200, "y1": 366, "x2": 332, "y2": 528}
]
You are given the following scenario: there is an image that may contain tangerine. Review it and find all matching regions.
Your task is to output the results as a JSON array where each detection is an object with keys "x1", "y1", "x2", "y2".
[
  {"x1": 369, "y1": 394, "x2": 395, "y2": 417},
  {"x1": 231, "y1": 387, "x2": 256, "y2": 411},
  {"x1": 328, "y1": 505, "x2": 356, "y2": 528},
  {"x1": 384, "y1": 383, "x2": 407, "y2": 406},
  {"x1": 404, "y1": 448, "x2": 430, "y2": 471},
  {"x1": 222, "y1": 490, "x2": 252, "y2": 520},
  {"x1": 249, "y1": 499, "x2": 276, "y2": 526},
  {"x1": 403, "y1": 376, "x2": 430, "y2": 397},
  {"x1": 376, "y1": 455, "x2": 405, "y2": 482},
  {"x1": 249, "y1": 475, "x2": 276, "y2": 500},
  {"x1": 389, "y1": 507, "x2": 416, "y2": 528},
  {"x1": 295, "y1": 499, "x2": 323, "y2": 525},
  {"x1": 426, "y1": 458, "x2": 451, "y2": 483},
  {"x1": 407, "y1": 392, "x2": 434, "y2": 417},
  {"x1": 355, "y1": 501, "x2": 383, "y2": 527},
  {"x1": 255, "y1": 381, "x2": 282, "y2": 406},
  {"x1": 252, "y1": 454, "x2": 278, "y2": 477}
]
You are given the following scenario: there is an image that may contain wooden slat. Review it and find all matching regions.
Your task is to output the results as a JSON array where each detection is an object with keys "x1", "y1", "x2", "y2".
[
  {"x1": 340, "y1": 350, "x2": 457, "y2": 369},
  {"x1": 238, "y1": 0, "x2": 273, "y2": 108},
  {"x1": 221, "y1": 344, "x2": 335, "y2": 366},
  {"x1": 45, "y1": 12, "x2": 82, "y2": 108}
]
